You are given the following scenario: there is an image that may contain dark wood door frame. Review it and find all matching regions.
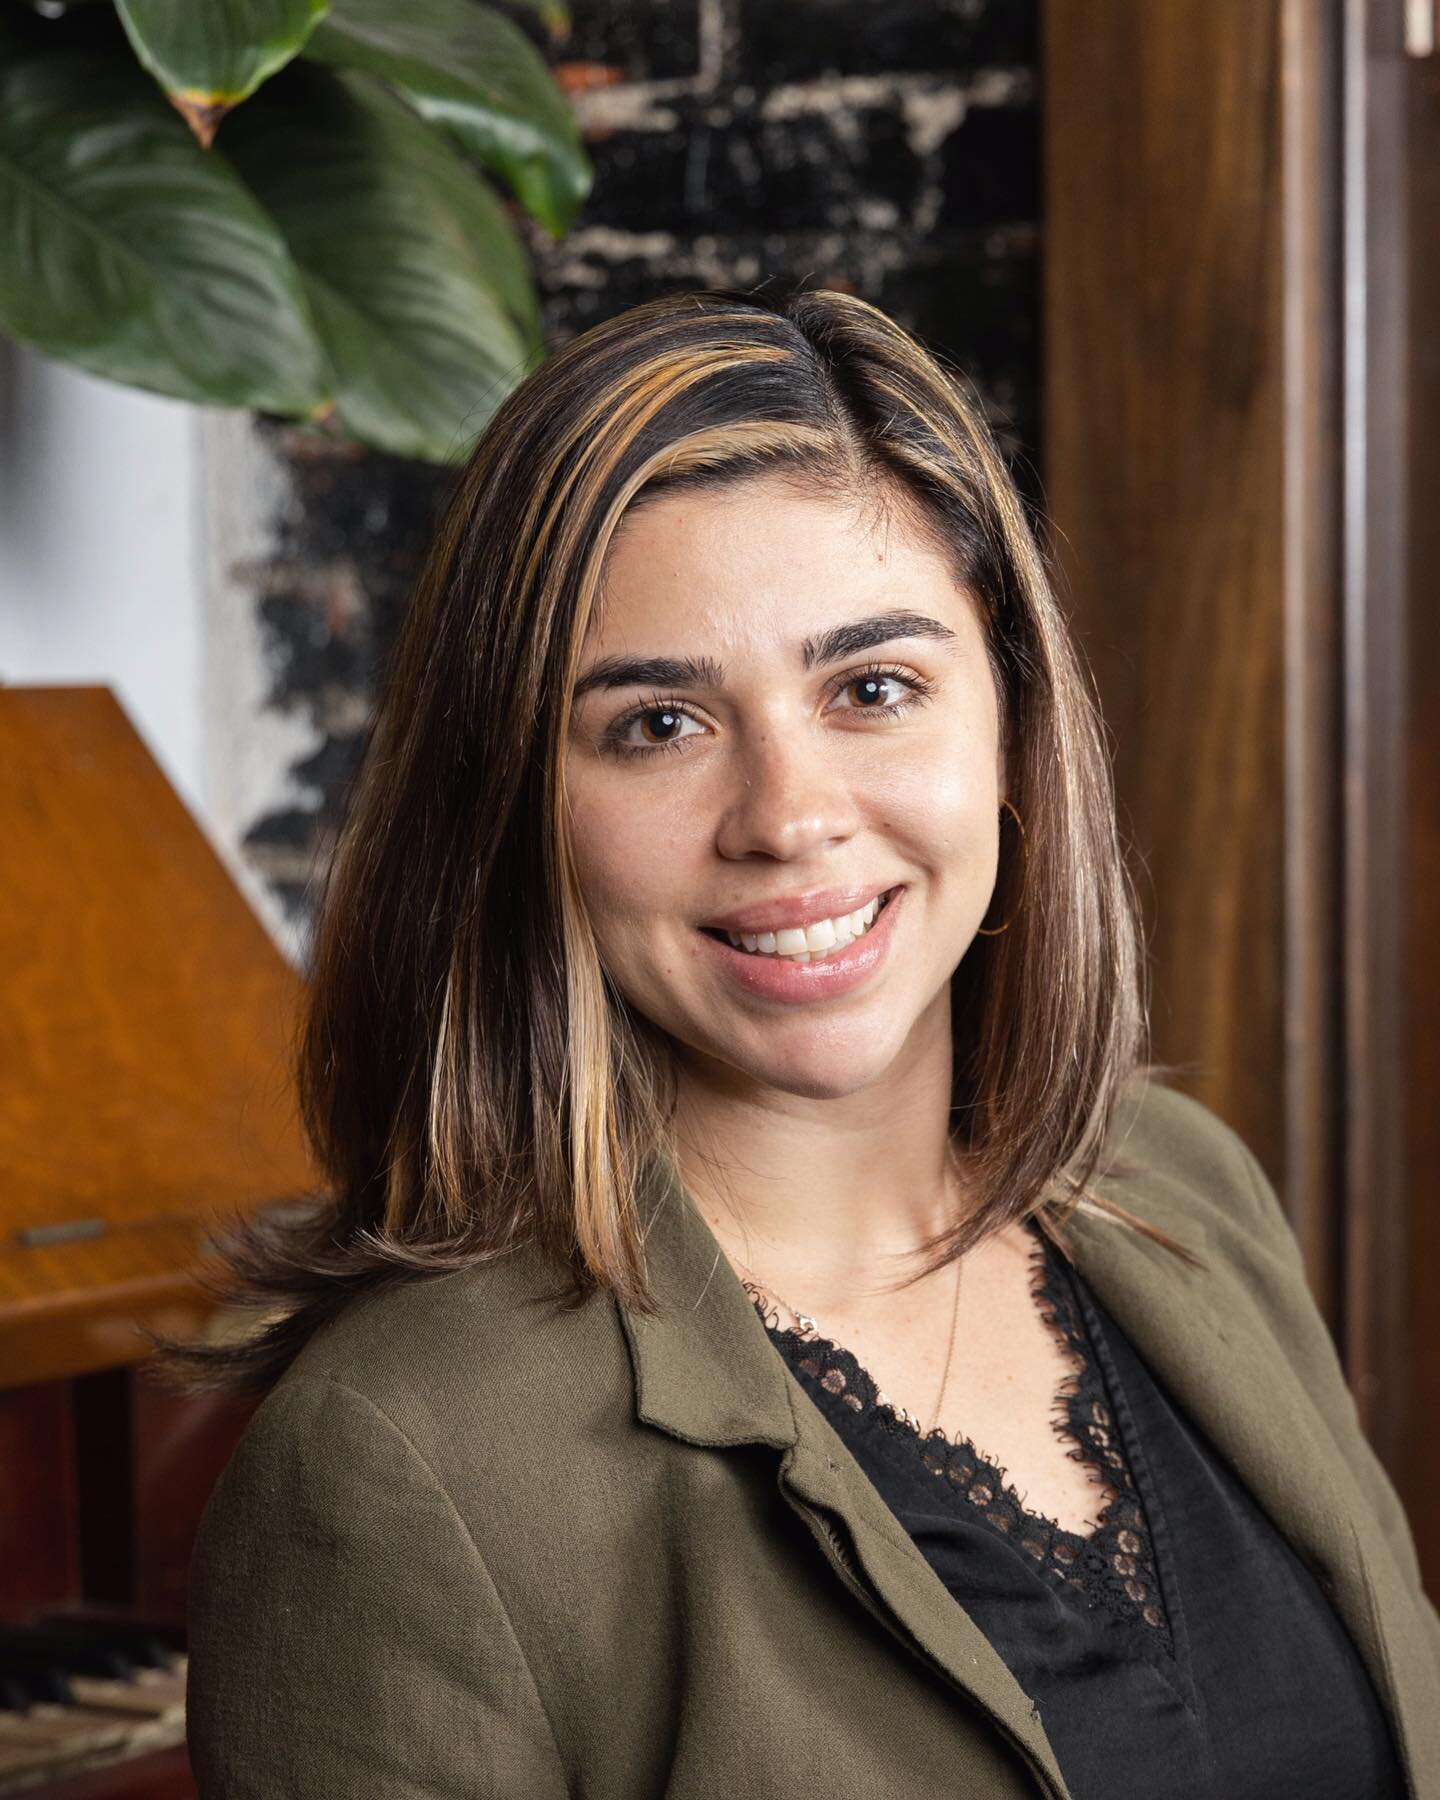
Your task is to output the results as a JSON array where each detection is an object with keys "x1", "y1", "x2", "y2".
[
  {"x1": 1338, "y1": 0, "x2": 1411, "y2": 1471},
  {"x1": 1043, "y1": 0, "x2": 1434, "y2": 1568}
]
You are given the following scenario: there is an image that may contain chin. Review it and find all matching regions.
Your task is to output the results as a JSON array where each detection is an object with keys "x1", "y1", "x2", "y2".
[
  {"x1": 770, "y1": 1070, "x2": 878, "y2": 1102},
  {"x1": 732, "y1": 1040, "x2": 903, "y2": 1102}
]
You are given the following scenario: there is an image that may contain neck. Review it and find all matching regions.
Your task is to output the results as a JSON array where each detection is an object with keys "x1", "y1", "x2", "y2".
[{"x1": 670, "y1": 1088, "x2": 979, "y2": 1317}]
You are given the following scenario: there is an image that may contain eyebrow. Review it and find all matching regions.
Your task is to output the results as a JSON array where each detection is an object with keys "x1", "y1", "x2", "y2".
[{"x1": 571, "y1": 609, "x2": 959, "y2": 702}]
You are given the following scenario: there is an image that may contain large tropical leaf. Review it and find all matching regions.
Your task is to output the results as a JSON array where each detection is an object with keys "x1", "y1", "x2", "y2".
[
  {"x1": 477, "y1": 0, "x2": 573, "y2": 41},
  {"x1": 0, "y1": 45, "x2": 329, "y2": 414},
  {"x1": 114, "y1": 0, "x2": 329, "y2": 144},
  {"x1": 304, "y1": 0, "x2": 591, "y2": 237},
  {"x1": 222, "y1": 65, "x2": 543, "y2": 461}
]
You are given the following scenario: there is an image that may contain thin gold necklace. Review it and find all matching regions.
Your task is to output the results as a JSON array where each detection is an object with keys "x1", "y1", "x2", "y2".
[{"x1": 730, "y1": 1159, "x2": 967, "y2": 1433}]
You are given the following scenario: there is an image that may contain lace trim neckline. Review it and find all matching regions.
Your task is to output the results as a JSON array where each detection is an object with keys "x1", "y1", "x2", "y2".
[{"x1": 747, "y1": 1218, "x2": 1172, "y2": 1650}]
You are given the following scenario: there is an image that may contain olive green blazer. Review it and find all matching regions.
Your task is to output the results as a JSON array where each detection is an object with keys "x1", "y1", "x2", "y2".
[{"x1": 186, "y1": 1081, "x2": 1440, "y2": 1797}]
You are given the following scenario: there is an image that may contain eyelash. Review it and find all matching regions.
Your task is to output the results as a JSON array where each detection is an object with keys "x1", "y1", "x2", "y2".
[{"x1": 600, "y1": 663, "x2": 936, "y2": 762}]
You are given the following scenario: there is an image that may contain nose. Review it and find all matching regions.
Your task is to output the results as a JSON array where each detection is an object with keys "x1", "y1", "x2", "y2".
[{"x1": 713, "y1": 721, "x2": 860, "y2": 862}]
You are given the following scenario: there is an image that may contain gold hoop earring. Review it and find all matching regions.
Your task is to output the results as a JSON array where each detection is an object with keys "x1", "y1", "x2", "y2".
[{"x1": 975, "y1": 797, "x2": 1026, "y2": 936}]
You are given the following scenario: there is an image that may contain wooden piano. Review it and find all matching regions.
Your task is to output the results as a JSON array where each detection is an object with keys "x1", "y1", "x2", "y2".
[{"x1": 0, "y1": 687, "x2": 320, "y2": 1795}]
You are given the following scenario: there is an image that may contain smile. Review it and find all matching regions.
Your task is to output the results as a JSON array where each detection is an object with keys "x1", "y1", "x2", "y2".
[
  {"x1": 703, "y1": 889, "x2": 897, "y2": 964},
  {"x1": 695, "y1": 885, "x2": 906, "y2": 1005}
]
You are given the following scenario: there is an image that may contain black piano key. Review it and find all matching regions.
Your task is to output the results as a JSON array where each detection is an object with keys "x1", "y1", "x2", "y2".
[
  {"x1": 23, "y1": 1620, "x2": 173, "y2": 1672},
  {"x1": 0, "y1": 1655, "x2": 75, "y2": 1705},
  {"x1": 0, "y1": 1631, "x2": 133, "y2": 1680},
  {"x1": 33, "y1": 1607, "x2": 186, "y2": 1656}
]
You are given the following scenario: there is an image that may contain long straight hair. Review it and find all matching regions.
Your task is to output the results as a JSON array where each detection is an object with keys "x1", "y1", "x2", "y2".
[{"x1": 154, "y1": 286, "x2": 1192, "y2": 1398}]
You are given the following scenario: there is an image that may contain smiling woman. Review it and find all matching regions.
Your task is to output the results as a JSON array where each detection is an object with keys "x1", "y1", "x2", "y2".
[
  {"x1": 160, "y1": 284, "x2": 1161, "y2": 1388},
  {"x1": 171, "y1": 289, "x2": 1434, "y2": 1800},
  {"x1": 564, "y1": 475, "x2": 1012, "y2": 1109}
]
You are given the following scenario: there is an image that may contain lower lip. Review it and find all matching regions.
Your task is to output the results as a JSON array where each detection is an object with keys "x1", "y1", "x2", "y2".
[{"x1": 696, "y1": 887, "x2": 905, "y2": 1005}]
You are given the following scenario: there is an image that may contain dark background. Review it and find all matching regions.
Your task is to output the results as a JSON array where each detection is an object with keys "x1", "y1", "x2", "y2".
[{"x1": 241, "y1": 0, "x2": 1042, "y2": 933}]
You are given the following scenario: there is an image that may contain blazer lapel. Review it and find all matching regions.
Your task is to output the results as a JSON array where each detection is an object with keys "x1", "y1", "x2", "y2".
[
  {"x1": 621, "y1": 1147, "x2": 1430, "y2": 1798},
  {"x1": 621, "y1": 1151, "x2": 1073, "y2": 1798},
  {"x1": 1061, "y1": 1196, "x2": 1433, "y2": 1795}
]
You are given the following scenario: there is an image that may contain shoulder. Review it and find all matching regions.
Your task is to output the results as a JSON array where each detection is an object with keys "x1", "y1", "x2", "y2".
[
  {"x1": 1108, "y1": 1071, "x2": 1264, "y2": 1189},
  {"x1": 1094, "y1": 1070, "x2": 1286, "y2": 1251},
  {"x1": 186, "y1": 1286, "x2": 572, "y2": 1796},
  {"x1": 234, "y1": 1243, "x2": 633, "y2": 1507},
  {"x1": 1084, "y1": 1076, "x2": 1344, "y2": 1451},
  {"x1": 1070, "y1": 1071, "x2": 1323, "y2": 1303}
]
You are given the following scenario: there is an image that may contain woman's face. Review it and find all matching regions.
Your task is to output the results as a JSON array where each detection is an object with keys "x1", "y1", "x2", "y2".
[{"x1": 563, "y1": 473, "x2": 1006, "y2": 1103}]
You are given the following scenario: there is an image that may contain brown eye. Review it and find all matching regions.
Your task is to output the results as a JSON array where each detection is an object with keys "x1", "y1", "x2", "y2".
[
  {"x1": 830, "y1": 666, "x2": 930, "y2": 714},
  {"x1": 636, "y1": 707, "x2": 687, "y2": 745},
  {"x1": 846, "y1": 674, "x2": 898, "y2": 708},
  {"x1": 604, "y1": 700, "x2": 704, "y2": 759}
]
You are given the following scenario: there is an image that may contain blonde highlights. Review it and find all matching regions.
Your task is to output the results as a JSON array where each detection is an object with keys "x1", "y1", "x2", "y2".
[{"x1": 152, "y1": 287, "x2": 1187, "y2": 1398}]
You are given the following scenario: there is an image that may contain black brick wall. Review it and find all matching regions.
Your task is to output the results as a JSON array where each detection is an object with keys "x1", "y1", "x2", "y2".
[{"x1": 239, "y1": 0, "x2": 1041, "y2": 943}]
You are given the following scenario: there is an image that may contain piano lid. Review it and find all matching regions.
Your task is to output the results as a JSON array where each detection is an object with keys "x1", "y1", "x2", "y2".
[{"x1": 0, "y1": 686, "x2": 320, "y2": 1386}]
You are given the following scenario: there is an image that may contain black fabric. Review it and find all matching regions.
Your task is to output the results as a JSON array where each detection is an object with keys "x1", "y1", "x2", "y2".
[{"x1": 755, "y1": 1219, "x2": 1406, "y2": 1799}]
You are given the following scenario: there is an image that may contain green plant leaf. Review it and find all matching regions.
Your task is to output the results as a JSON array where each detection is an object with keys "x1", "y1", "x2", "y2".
[
  {"x1": 222, "y1": 64, "x2": 543, "y2": 461},
  {"x1": 486, "y1": 0, "x2": 573, "y2": 42},
  {"x1": 304, "y1": 0, "x2": 591, "y2": 237},
  {"x1": 0, "y1": 45, "x2": 330, "y2": 414},
  {"x1": 114, "y1": 0, "x2": 330, "y2": 143}
]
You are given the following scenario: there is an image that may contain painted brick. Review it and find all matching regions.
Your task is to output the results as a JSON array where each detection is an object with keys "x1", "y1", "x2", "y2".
[{"x1": 218, "y1": 0, "x2": 1042, "y2": 942}]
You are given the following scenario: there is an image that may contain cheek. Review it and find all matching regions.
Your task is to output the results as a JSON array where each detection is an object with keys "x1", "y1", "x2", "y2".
[
  {"x1": 570, "y1": 814, "x2": 631, "y2": 919},
  {"x1": 566, "y1": 767, "x2": 693, "y2": 931},
  {"x1": 864, "y1": 739, "x2": 994, "y2": 852}
]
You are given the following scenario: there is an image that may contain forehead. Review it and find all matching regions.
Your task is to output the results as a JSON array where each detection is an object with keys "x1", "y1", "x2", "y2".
[{"x1": 591, "y1": 474, "x2": 978, "y2": 649}]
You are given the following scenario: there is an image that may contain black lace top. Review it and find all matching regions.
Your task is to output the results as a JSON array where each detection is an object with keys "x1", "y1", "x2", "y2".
[{"x1": 750, "y1": 1216, "x2": 1406, "y2": 1800}]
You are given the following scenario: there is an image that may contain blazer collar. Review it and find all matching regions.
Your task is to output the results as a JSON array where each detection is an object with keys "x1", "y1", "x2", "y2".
[{"x1": 618, "y1": 1131, "x2": 1432, "y2": 1799}]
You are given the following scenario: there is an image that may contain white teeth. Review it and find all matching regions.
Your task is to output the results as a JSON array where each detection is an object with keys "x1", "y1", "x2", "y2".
[
  {"x1": 804, "y1": 917, "x2": 837, "y2": 953},
  {"x1": 722, "y1": 891, "x2": 888, "y2": 960}
]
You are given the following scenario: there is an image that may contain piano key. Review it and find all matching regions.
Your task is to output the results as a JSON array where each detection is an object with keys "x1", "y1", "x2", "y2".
[
  {"x1": 30, "y1": 1613, "x2": 177, "y2": 1669},
  {"x1": 0, "y1": 1632, "x2": 133, "y2": 1681},
  {"x1": 67, "y1": 1668, "x2": 186, "y2": 1722},
  {"x1": 32, "y1": 1610, "x2": 186, "y2": 1656},
  {"x1": 0, "y1": 1660, "x2": 73, "y2": 1707},
  {"x1": 0, "y1": 1705, "x2": 129, "y2": 1754}
]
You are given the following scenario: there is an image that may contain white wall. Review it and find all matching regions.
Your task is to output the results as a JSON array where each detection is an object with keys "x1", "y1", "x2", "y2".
[
  {"x1": 0, "y1": 342, "x2": 299, "y2": 960},
  {"x1": 0, "y1": 341, "x2": 204, "y2": 809},
  {"x1": 195, "y1": 408, "x2": 321, "y2": 970}
]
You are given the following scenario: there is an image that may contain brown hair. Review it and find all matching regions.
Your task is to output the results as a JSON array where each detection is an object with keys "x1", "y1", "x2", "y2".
[{"x1": 152, "y1": 286, "x2": 1195, "y2": 1398}]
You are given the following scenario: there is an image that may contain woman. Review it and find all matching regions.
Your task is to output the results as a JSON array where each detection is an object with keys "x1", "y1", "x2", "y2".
[{"x1": 176, "y1": 288, "x2": 1439, "y2": 1798}]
